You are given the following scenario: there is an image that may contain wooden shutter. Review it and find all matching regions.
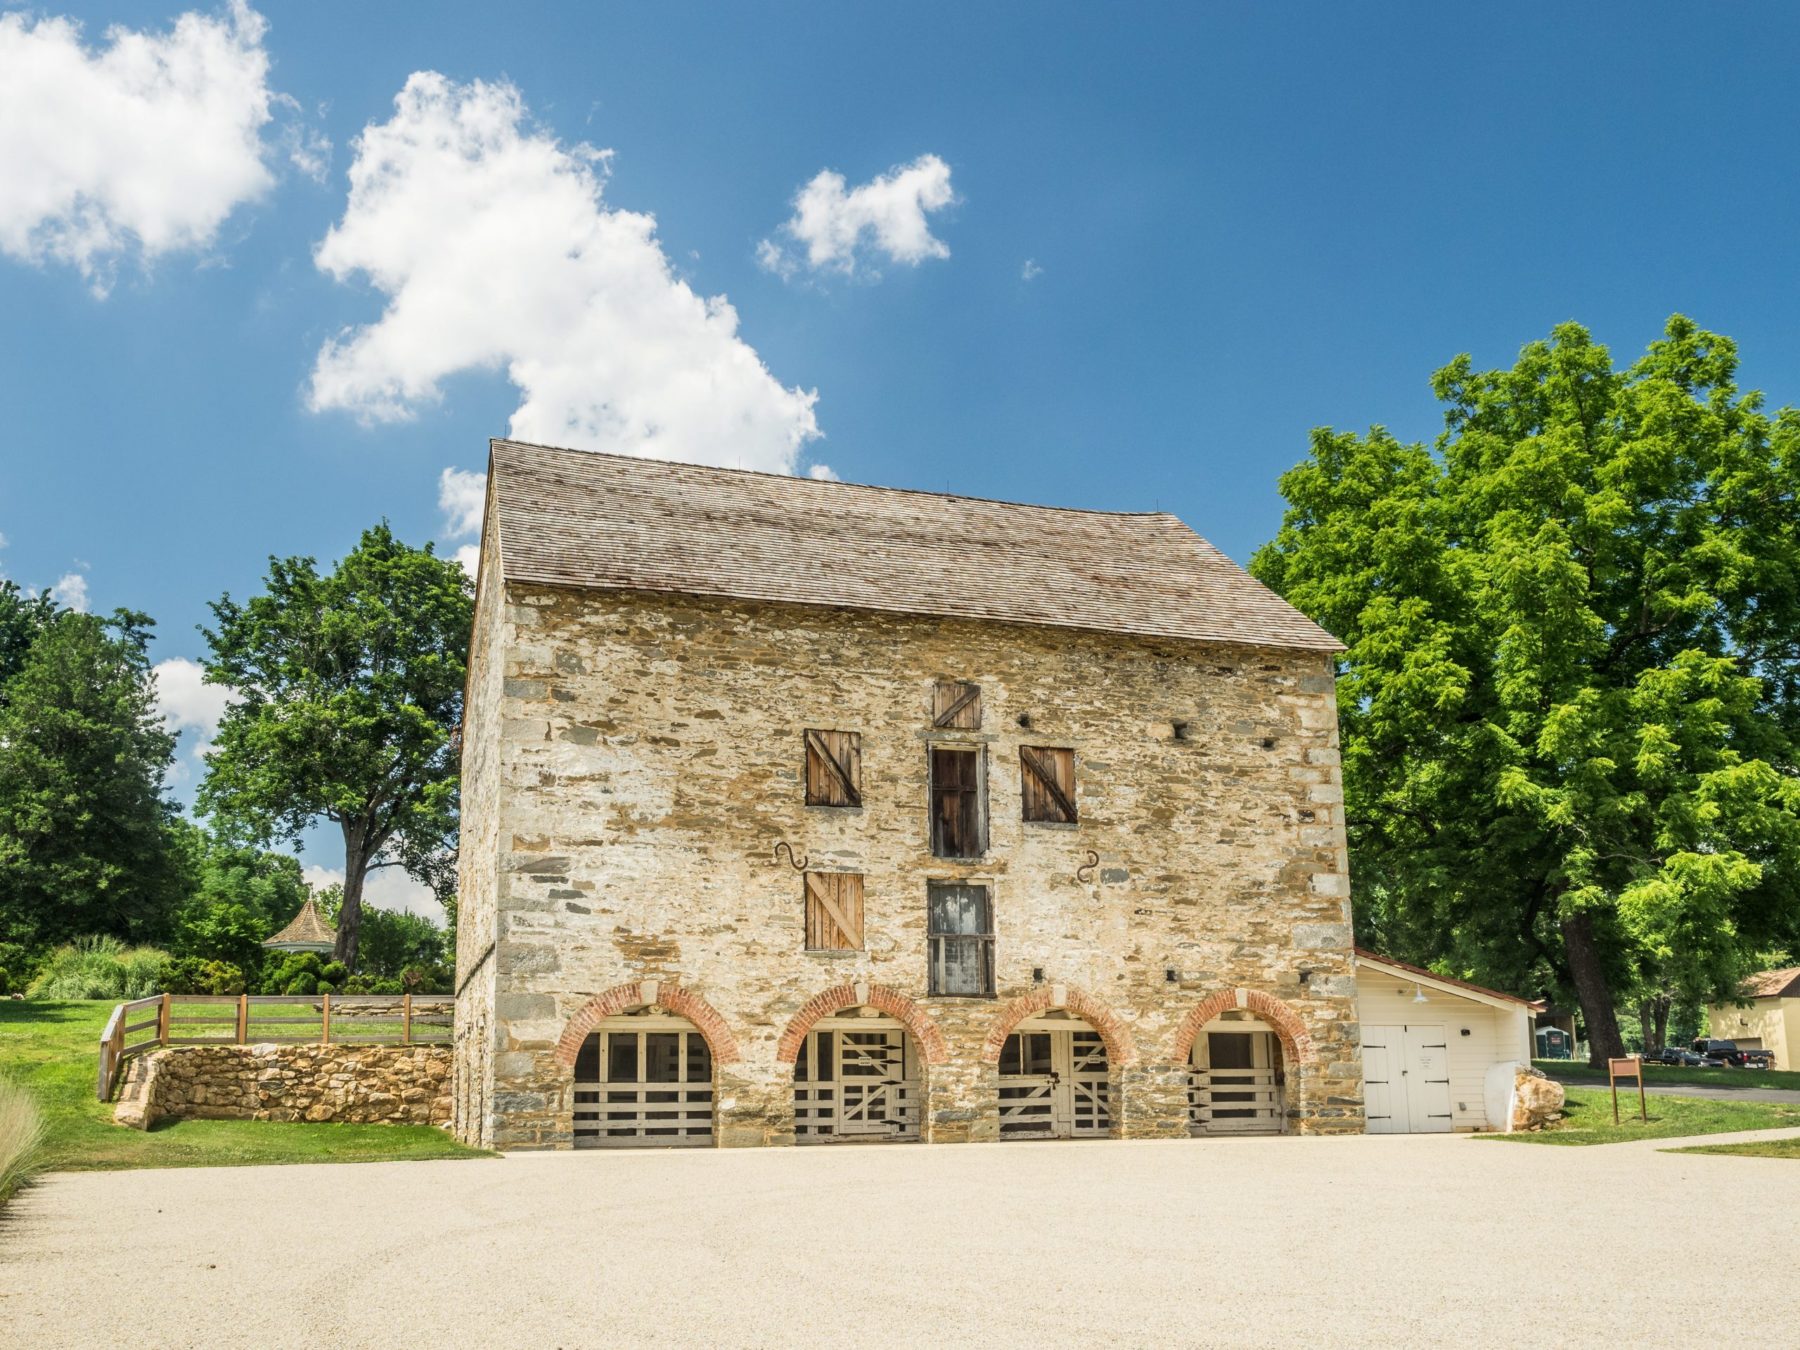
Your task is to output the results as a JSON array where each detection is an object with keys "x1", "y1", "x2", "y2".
[
  {"x1": 1020, "y1": 746, "x2": 1077, "y2": 823},
  {"x1": 804, "y1": 730, "x2": 862, "y2": 807},
  {"x1": 804, "y1": 872, "x2": 865, "y2": 951},
  {"x1": 932, "y1": 680, "x2": 982, "y2": 729},
  {"x1": 931, "y1": 747, "x2": 985, "y2": 858}
]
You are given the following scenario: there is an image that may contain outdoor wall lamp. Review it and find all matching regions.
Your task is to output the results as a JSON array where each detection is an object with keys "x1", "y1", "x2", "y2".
[{"x1": 1412, "y1": 983, "x2": 1428, "y2": 1004}]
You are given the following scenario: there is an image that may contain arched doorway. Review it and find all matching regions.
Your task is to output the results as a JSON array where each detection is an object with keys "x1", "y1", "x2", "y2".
[
  {"x1": 794, "y1": 1008, "x2": 923, "y2": 1142},
  {"x1": 572, "y1": 1007, "x2": 715, "y2": 1147},
  {"x1": 777, "y1": 983, "x2": 947, "y2": 1144},
  {"x1": 558, "y1": 980, "x2": 740, "y2": 1150},
  {"x1": 996, "y1": 1009, "x2": 1112, "y2": 1139},
  {"x1": 1187, "y1": 1011, "x2": 1286, "y2": 1135}
]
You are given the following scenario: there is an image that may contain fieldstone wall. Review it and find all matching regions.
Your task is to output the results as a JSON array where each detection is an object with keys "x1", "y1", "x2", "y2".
[
  {"x1": 455, "y1": 585, "x2": 1365, "y2": 1149},
  {"x1": 114, "y1": 1044, "x2": 452, "y2": 1131}
]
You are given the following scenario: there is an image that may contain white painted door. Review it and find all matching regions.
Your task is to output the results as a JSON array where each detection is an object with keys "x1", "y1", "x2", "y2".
[
  {"x1": 1360, "y1": 1023, "x2": 1452, "y2": 1133},
  {"x1": 1401, "y1": 1025, "x2": 1452, "y2": 1132},
  {"x1": 1361, "y1": 1025, "x2": 1402, "y2": 1133}
]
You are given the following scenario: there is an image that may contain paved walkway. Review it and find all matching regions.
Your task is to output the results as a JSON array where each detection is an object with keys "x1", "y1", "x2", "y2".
[
  {"x1": 5, "y1": 1131, "x2": 1800, "y2": 1348},
  {"x1": 1547, "y1": 1075, "x2": 1800, "y2": 1104}
]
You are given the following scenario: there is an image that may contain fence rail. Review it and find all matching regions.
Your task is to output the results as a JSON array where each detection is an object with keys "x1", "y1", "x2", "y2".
[{"x1": 97, "y1": 993, "x2": 454, "y2": 1101}]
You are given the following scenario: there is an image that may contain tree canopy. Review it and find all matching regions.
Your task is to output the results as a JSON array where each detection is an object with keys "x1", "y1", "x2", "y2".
[
  {"x1": 0, "y1": 596, "x2": 187, "y2": 948},
  {"x1": 198, "y1": 523, "x2": 471, "y2": 970},
  {"x1": 1252, "y1": 317, "x2": 1800, "y2": 1061}
]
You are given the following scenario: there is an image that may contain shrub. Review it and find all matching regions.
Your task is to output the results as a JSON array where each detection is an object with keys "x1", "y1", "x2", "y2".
[
  {"x1": 400, "y1": 963, "x2": 453, "y2": 995},
  {"x1": 27, "y1": 936, "x2": 171, "y2": 1000},
  {"x1": 0, "y1": 943, "x2": 43, "y2": 991},
  {"x1": 0, "y1": 1075, "x2": 44, "y2": 1208},
  {"x1": 258, "y1": 952, "x2": 346, "y2": 996},
  {"x1": 340, "y1": 974, "x2": 404, "y2": 995},
  {"x1": 163, "y1": 957, "x2": 248, "y2": 996},
  {"x1": 0, "y1": 967, "x2": 9, "y2": 997}
]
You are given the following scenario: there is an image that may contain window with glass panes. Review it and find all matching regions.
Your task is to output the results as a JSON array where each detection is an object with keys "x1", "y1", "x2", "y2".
[{"x1": 927, "y1": 881, "x2": 994, "y2": 996}]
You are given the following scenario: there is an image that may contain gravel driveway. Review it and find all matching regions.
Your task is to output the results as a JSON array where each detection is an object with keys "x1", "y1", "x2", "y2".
[{"x1": 5, "y1": 1130, "x2": 1798, "y2": 1348}]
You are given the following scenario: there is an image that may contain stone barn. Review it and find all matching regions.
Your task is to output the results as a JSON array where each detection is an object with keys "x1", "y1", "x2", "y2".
[{"x1": 452, "y1": 438, "x2": 1365, "y2": 1149}]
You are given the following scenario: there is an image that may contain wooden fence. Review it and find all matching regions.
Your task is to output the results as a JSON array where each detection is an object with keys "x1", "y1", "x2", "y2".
[{"x1": 97, "y1": 993, "x2": 454, "y2": 1101}]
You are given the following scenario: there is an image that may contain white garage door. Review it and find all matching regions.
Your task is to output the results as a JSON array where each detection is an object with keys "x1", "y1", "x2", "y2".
[{"x1": 1361, "y1": 1024, "x2": 1453, "y2": 1134}]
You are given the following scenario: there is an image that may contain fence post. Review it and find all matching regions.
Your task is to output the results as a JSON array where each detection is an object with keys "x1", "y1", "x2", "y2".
[
  {"x1": 322, "y1": 992, "x2": 332, "y2": 1045},
  {"x1": 158, "y1": 993, "x2": 170, "y2": 1046},
  {"x1": 403, "y1": 993, "x2": 413, "y2": 1046},
  {"x1": 237, "y1": 993, "x2": 249, "y2": 1045}
]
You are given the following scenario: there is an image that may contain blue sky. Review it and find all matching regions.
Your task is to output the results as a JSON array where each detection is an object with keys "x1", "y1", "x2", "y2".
[{"x1": 4, "y1": 2, "x2": 1798, "y2": 910}]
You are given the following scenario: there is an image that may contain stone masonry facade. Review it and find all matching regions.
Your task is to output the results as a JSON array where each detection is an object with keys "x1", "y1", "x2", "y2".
[
  {"x1": 114, "y1": 1044, "x2": 452, "y2": 1130},
  {"x1": 453, "y1": 579, "x2": 1364, "y2": 1149}
]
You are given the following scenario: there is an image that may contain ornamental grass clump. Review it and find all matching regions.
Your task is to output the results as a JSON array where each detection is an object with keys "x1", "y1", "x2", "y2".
[
  {"x1": 0, "y1": 1075, "x2": 45, "y2": 1206},
  {"x1": 27, "y1": 936, "x2": 170, "y2": 1000}
]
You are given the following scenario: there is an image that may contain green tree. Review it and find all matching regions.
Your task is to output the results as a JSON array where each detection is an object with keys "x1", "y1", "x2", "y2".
[
  {"x1": 0, "y1": 607, "x2": 189, "y2": 947},
  {"x1": 198, "y1": 524, "x2": 471, "y2": 970},
  {"x1": 1252, "y1": 317, "x2": 1800, "y2": 1063},
  {"x1": 0, "y1": 581, "x2": 58, "y2": 702},
  {"x1": 168, "y1": 822, "x2": 311, "y2": 975},
  {"x1": 355, "y1": 907, "x2": 447, "y2": 979}
]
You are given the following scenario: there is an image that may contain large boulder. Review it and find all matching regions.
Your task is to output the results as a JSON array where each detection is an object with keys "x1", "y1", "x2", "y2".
[{"x1": 1510, "y1": 1066, "x2": 1565, "y2": 1132}]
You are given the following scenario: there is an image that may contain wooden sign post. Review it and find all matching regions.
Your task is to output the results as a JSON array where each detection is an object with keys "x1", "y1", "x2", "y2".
[{"x1": 1609, "y1": 1056, "x2": 1647, "y2": 1125}]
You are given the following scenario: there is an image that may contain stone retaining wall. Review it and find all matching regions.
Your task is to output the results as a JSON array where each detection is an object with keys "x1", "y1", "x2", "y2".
[{"x1": 114, "y1": 1044, "x2": 452, "y2": 1130}]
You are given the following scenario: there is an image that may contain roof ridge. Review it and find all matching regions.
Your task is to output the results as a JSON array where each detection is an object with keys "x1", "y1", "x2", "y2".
[{"x1": 490, "y1": 437, "x2": 1182, "y2": 521}]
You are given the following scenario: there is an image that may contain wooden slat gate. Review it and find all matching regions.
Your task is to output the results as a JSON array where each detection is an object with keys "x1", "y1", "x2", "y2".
[
  {"x1": 998, "y1": 1024, "x2": 1111, "y2": 1139},
  {"x1": 795, "y1": 1019, "x2": 921, "y2": 1142},
  {"x1": 1189, "y1": 1027, "x2": 1284, "y2": 1134},
  {"x1": 572, "y1": 1014, "x2": 715, "y2": 1148}
]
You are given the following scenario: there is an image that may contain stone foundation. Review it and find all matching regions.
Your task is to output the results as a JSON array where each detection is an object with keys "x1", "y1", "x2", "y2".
[{"x1": 114, "y1": 1044, "x2": 452, "y2": 1130}]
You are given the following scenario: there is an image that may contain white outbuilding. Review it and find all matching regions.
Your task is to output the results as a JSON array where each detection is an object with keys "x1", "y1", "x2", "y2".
[{"x1": 1354, "y1": 949, "x2": 1538, "y2": 1133}]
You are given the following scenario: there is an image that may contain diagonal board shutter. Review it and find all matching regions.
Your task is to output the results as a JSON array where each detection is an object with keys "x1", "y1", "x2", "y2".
[
  {"x1": 1019, "y1": 746, "x2": 1077, "y2": 823},
  {"x1": 804, "y1": 872, "x2": 865, "y2": 951},
  {"x1": 804, "y1": 730, "x2": 862, "y2": 807},
  {"x1": 932, "y1": 679, "x2": 982, "y2": 729}
]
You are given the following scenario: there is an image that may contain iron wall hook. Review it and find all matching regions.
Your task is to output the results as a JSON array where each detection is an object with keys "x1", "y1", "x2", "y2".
[
  {"x1": 773, "y1": 840, "x2": 809, "y2": 872},
  {"x1": 1076, "y1": 850, "x2": 1100, "y2": 884}
]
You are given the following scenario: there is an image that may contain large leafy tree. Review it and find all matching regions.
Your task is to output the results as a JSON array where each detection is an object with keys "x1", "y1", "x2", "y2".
[
  {"x1": 199, "y1": 524, "x2": 472, "y2": 970},
  {"x1": 167, "y1": 820, "x2": 312, "y2": 975},
  {"x1": 0, "y1": 604, "x2": 189, "y2": 947},
  {"x1": 1252, "y1": 317, "x2": 1800, "y2": 1063}
]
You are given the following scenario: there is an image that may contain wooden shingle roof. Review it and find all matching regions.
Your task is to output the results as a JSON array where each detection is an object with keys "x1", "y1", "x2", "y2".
[
  {"x1": 263, "y1": 897, "x2": 337, "y2": 952},
  {"x1": 486, "y1": 439, "x2": 1343, "y2": 652},
  {"x1": 1741, "y1": 966, "x2": 1800, "y2": 999}
]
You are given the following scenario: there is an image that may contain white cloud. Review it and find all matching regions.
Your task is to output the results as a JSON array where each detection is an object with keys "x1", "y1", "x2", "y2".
[
  {"x1": 1021, "y1": 258, "x2": 1043, "y2": 282},
  {"x1": 759, "y1": 153, "x2": 956, "y2": 278},
  {"x1": 49, "y1": 571, "x2": 88, "y2": 612},
  {"x1": 438, "y1": 466, "x2": 486, "y2": 539},
  {"x1": 308, "y1": 73, "x2": 820, "y2": 473},
  {"x1": 303, "y1": 863, "x2": 446, "y2": 927},
  {"x1": 453, "y1": 543, "x2": 480, "y2": 576},
  {"x1": 0, "y1": 2, "x2": 283, "y2": 293},
  {"x1": 152, "y1": 657, "x2": 233, "y2": 773},
  {"x1": 806, "y1": 464, "x2": 839, "y2": 482}
]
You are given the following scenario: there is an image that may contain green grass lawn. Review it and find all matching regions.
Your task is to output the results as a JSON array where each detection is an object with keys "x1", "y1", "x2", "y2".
[
  {"x1": 0, "y1": 999, "x2": 489, "y2": 1172},
  {"x1": 1533, "y1": 1059, "x2": 1800, "y2": 1092},
  {"x1": 1670, "y1": 1136, "x2": 1800, "y2": 1160},
  {"x1": 1486, "y1": 1085, "x2": 1800, "y2": 1146}
]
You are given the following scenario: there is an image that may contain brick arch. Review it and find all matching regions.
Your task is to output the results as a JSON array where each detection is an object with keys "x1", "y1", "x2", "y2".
[
  {"x1": 774, "y1": 983, "x2": 949, "y2": 1068},
  {"x1": 554, "y1": 980, "x2": 742, "y2": 1067},
  {"x1": 980, "y1": 986, "x2": 1138, "y2": 1067},
  {"x1": 1169, "y1": 987, "x2": 1316, "y2": 1067}
]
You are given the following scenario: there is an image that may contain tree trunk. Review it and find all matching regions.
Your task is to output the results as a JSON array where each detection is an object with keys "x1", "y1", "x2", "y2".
[
  {"x1": 1561, "y1": 910, "x2": 1625, "y2": 1066},
  {"x1": 1637, "y1": 1002, "x2": 1654, "y2": 1055},
  {"x1": 1653, "y1": 997, "x2": 1670, "y2": 1054},
  {"x1": 335, "y1": 824, "x2": 369, "y2": 972}
]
